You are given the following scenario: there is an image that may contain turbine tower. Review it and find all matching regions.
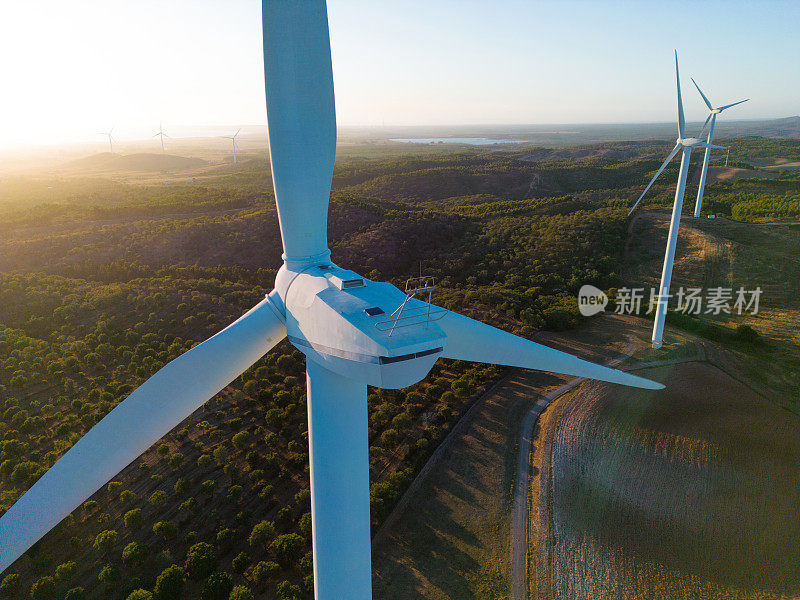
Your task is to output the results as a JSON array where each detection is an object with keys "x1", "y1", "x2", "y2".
[
  {"x1": 222, "y1": 128, "x2": 241, "y2": 163},
  {"x1": 691, "y1": 79, "x2": 748, "y2": 217},
  {"x1": 99, "y1": 128, "x2": 114, "y2": 154},
  {"x1": 628, "y1": 51, "x2": 724, "y2": 350},
  {"x1": 0, "y1": 2, "x2": 664, "y2": 597},
  {"x1": 153, "y1": 122, "x2": 169, "y2": 154}
]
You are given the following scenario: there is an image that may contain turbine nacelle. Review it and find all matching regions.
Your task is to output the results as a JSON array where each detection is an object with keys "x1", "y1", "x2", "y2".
[{"x1": 271, "y1": 263, "x2": 446, "y2": 389}]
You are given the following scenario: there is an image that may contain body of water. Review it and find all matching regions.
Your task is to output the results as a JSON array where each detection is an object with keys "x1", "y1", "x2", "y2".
[{"x1": 389, "y1": 137, "x2": 528, "y2": 145}]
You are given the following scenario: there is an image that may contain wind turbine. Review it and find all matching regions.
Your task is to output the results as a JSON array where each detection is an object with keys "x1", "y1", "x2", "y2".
[
  {"x1": 691, "y1": 79, "x2": 748, "y2": 217},
  {"x1": 222, "y1": 128, "x2": 241, "y2": 163},
  {"x1": 153, "y1": 122, "x2": 169, "y2": 154},
  {"x1": 0, "y1": 2, "x2": 664, "y2": 597},
  {"x1": 628, "y1": 51, "x2": 724, "y2": 350},
  {"x1": 99, "y1": 128, "x2": 114, "y2": 154}
]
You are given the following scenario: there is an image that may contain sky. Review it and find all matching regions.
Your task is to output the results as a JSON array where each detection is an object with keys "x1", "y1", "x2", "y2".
[{"x1": 0, "y1": 0, "x2": 798, "y2": 148}]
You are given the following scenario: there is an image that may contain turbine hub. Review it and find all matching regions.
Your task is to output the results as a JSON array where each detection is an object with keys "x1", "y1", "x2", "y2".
[{"x1": 273, "y1": 262, "x2": 447, "y2": 389}]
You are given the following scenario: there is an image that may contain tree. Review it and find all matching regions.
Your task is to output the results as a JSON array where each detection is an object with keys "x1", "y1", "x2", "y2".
[
  {"x1": 275, "y1": 581, "x2": 302, "y2": 600},
  {"x1": 216, "y1": 528, "x2": 236, "y2": 551},
  {"x1": 232, "y1": 431, "x2": 248, "y2": 450},
  {"x1": 0, "y1": 573, "x2": 20, "y2": 595},
  {"x1": 30, "y1": 576, "x2": 57, "y2": 600},
  {"x1": 248, "y1": 520, "x2": 275, "y2": 549},
  {"x1": 93, "y1": 529, "x2": 118, "y2": 553},
  {"x1": 251, "y1": 561, "x2": 280, "y2": 587},
  {"x1": 124, "y1": 508, "x2": 143, "y2": 530},
  {"x1": 55, "y1": 560, "x2": 77, "y2": 582},
  {"x1": 153, "y1": 520, "x2": 178, "y2": 541},
  {"x1": 228, "y1": 585, "x2": 254, "y2": 600},
  {"x1": 298, "y1": 512, "x2": 312, "y2": 539},
  {"x1": 231, "y1": 551, "x2": 250, "y2": 574},
  {"x1": 122, "y1": 541, "x2": 148, "y2": 568},
  {"x1": 153, "y1": 565, "x2": 185, "y2": 600},
  {"x1": 174, "y1": 477, "x2": 189, "y2": 495},
  {"x1": 120, "y1": 490, "x2": 137, "y2": 504},
  {"x1": 201, "y1": 572, "x2": 233, "y2": 600},
  {"x1": 65, "y1": 587, "x2": 86, "y2": 600},
  {"x1": 150, "y1": 490, "x2": 168, "y2": 506},
  {"x1": 272, "y1": 533, "x2": 305, "y2": 569},
  {"x1": 98, "y1": 564, "x2": 120, "y2": 585},
  {"x1": 185, "y1": 542, "x2": 216, "y2": 580},
  {"x1": 126, "y1": 590, "x2": 153, "y2": 600}
]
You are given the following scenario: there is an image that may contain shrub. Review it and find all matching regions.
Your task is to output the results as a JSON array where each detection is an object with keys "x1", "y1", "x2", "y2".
[
  {"x1": 55, "y1": 560, "x2": 77, "y2": 582},
  {"x1": 185, "y1": 542, "x2": 216, "y2": 580},
  {"x1": 120, "y1": 490, "x2": 137, "y2": 504},
  {"x1": 157, "y1": 444, "x2": 170, "y2": 455},
  {"x1": 93, "y1": 529, "x2": 118, "y2": 553},
  {"x1": 197, "y1": 454, "x2": 212, "y2": 468},
  {"x1": 232, "y1": 431, "x2": 248, "y2": 450},
  {"x1": 125, "y1": 508, "x2": 143, "y2": 530},
  {"x1": 98, "y1": 564, "x2": 120, "y2": 584},
  {"x1": 231, "y1": 551, "x2": 250, "y2": 574},
  {"x1": 251, "y1": 561, "x2": 280, "y2": 587},
  {"x1": 154, "y1": 565, "x2": 185, "y2": 600},
  {"x1": 174, "y1": 477, "x2": 189, "y2": 495},
  {"x1": 228, "y1": 585, "x2": 254, "y2": 600},
  {"x1": 65, "y1": 587, "x2": 85, "y2": 600},
  {"x1": 150, "y1": 490, "x2": 168, "y2": 506},
  {"x1": 126, "y1": 590, "x2": 153, "y2": 600},
  {"x1": 83, "y1": 500, "x2": 97, "y2": 512},
  {"x1": 272, "y1": 533, "x2": 304, "y2": 569},
  {"x1": 30, "y1": 576, "x2": 57, "y2": 600},
  {"x1": 122, "y1": 541, "x2": 148, "y2": 567},
  {"x1": 0, "y1": 574, "x2": 20, "y2": 595},
  {"x1": 248, "y1": 520, "x2": 275, "y2": 549},
  {"x1": 298, "y1": 512, "x2": 312, "y2": 539},
  {"x1": 216, "y1": 528, "x2": 236, "y2": 551},
  {"x1": 275, "y1": 581, "x2": 302, "y2": 600},
  {"x1": 201, "y1": 572, "x2": 233, "y2": 600},
  {"x1": 153, "y1": 520, "x2": 178, "y2": 541},
  {"x1": 201, "y1": 479, "x2": 217, "y2": 495},
  {"x1": 107, "y1": 481, "x2": 122, "y2": 493}
]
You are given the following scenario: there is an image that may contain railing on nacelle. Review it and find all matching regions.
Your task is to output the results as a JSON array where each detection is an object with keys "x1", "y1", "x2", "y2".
[{"x1": 375, "y1": 276, "x2": 447, "y2": 336}]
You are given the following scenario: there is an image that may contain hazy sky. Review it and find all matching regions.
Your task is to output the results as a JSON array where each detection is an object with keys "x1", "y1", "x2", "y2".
[{"x1": 1, "y1": 0, "x2": 798, "y2": 147}]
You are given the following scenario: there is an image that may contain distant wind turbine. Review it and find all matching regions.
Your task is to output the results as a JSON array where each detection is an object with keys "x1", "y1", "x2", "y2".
[
  {"x1": 629, "y1": 51, "x2": 725, "y2": 349},
  {"x1": 99, "y1": 128, "x2": 114, "y2": 154},
  {"x1": 222, "y1": 128, "x2": 241, "y2": 163},
  {"x1": 691, "y1": 79, "x2": 748, "y2": 217},
  {"x1": 153, "y1": 122, "x2": 169, "y2": 154}
]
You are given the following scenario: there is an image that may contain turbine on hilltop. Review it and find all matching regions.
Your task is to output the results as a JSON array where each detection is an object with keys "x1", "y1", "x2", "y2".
[
  {"x1": 99, "y1": 128, "x2": 114, "y2": 154},
  {"x1": 629, "y1": 51, "x2": 725, "y2": 350},
  {"x1": 0, "y1": 2, "x2": 664, "y2": 597},
  {"x1": 691, "y1": 79, "x2": 748, "y2": 217},
  {"x1": 154, "y1": 122, "x2": 169, "y2": 154},
  {"x1": 222, "y1": 128, "x2": 241, "y2": 163}
]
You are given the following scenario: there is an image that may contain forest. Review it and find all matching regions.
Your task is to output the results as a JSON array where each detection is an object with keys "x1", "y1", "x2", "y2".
[{"x1": 0, "y1": 136, "x2": 797, "y2": 599}]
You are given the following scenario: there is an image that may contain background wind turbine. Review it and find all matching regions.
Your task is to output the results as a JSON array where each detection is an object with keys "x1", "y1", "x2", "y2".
[
  {"x1": 0, "y1": 2, "x2": 664, "y2": 597},
  {"x1": 628, "y1": 51, "x2": 724, "y2": 350},
  {"x1": 691, "y1": 79, "x2": 748, "y2": 217},
  {"x1": 222, "y1": 128, "x2": 241, "y2": 163},
  {"x1": 99, "y1": 128, "x2": 114, "y2": 154},
  {"x1": 153, "y1": 122, "x2": 169, "y2": 154}
]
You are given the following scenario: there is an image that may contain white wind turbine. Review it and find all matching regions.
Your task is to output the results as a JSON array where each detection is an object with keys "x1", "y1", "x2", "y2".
[
  {"x1": 628, "y1": 51, "x2": 725, "y2": 350},
  {"x1": 691, "y1": 79, "x2": 748, "y2": 217},
  {"x1": 0, "y1": 2, "x2": 664, "y2": 597},
  {"x1": 99, "y1": 128, "x2": 114, "y2": 154},
  {"x1": 154, "y1": 122, "x2": 169, "y2": 154},
  {"x1": 222, "y1": 128, "x2": 241, "y2": 163}
]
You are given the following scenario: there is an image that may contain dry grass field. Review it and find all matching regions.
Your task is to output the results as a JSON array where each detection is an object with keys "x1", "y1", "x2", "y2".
[{"x1": 543, "y1": 358, "x2": 799, "y2": 600}]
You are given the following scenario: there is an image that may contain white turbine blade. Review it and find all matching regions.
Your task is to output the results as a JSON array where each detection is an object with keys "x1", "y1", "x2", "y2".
[
  {"x1": 438, "y1": 311, "x2": 664, "y2": 390},
  {"x1": 235, "y1": 128, "x2": 241, "y2": 136},
  {"x1": 675, "y1": 51, "x2": 685, "y2": 139},
  {"x1": 0, "y1": 297, "x2": 286, "y2": 573},
  {"x1": 628, "y1": 144, "x2": 681, "y2": 216},
  {"x1": 691, "y1": 78, "x2": 713, "y2": 110},
  {"x1": 718, "y1": 98, "x2": 749, "y2": 111},
  {"x1": 263, "y1": 0, "x2": 336, "y2": 262},
  {"x1": 702, "y1": 143, "x2": 726, "y2": 150},
  {"x1": 700, "y1": 113, "x2": 713, "y2": 136}
]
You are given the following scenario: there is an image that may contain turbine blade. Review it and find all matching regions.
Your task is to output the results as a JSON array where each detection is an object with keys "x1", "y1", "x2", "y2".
[
  {"x1": 699, "y1": 113, "x2": 713, "y2": 139},
  {"x1": 718, "y1": 98, "x2": 749, "y2": 111},
  {"x1": 703, "y1": 143, "x2": 726, "y2": 150},
  {"x1": 691, "y1": 78, "x2": 713, "y2": 110},
  {"x1": 628, "y1": 144, "x2": 681, "y2": 216},
  {"x1": 263, "y1": 0, "x2": 336, "y2": 262},
  {"x1": 675, "y1": 51, "x2": 685, "y2": 139},
  {"x1": 438, "y1": 311, "x2": 664, "y2": 390},
  {"x1": 0, "y1": 297, "x2": 286, "y2": 573}
]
